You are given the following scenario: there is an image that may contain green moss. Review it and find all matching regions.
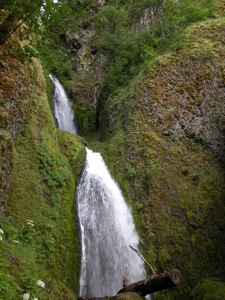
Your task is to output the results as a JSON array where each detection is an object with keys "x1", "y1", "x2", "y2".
[
  {"x1": 0, "y1": 99, "x2": 7, "y2": 105},
  {"x1": 0, "y1": 109, "x2": 8, "y2": 129},
  {"x1": 57, "y1": 130, "x2": 86, "y2": 176},
  {"x1": 158, "y1": 248, "x2": 172, "y2": 270},
  {"x1": 95, "y1": 13, "x2": 225, "y2": 300},
  {"x1": 193, "y1": 278, "x2": 225, "y2": 300},
  {"x1": 0, "y1": 58, "x2": 85, "y2": 299},
  {"x1": 73, "y1": 104, "x2": 96, "y2": 136},
  {"x1": 116, "y1": 292, "x2": 143, "y2": 300}
]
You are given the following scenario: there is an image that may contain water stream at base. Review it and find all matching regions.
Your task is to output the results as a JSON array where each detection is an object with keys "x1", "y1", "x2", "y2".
[{"x1": 50, "y1": 75, "x2": 147, "y2": 297}]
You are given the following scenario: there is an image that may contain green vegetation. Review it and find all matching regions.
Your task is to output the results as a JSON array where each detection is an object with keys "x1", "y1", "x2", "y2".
[
  {"x1": 193, "y1": 278, "x2": 225, "y2": 299},
  {"x1": 94, "y1": 8, "x2": 225, "y2": 299},
  {"x1": 73, "y1": 104, "x2": 96, "y2": 136},
  {"x1": 0, "y1": 57, "x2": 85, "y2": 299},
  {"x1": 90, "y1": 0, "x2": 215, "y2": 96},
  {"x1": 1, "y1": 0, "x2": 225, "y2": 299}
]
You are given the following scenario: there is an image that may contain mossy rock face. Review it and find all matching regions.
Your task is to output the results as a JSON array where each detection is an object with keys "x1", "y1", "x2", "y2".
[
  {"x1": 57, "y1": 130, "x2": 86, "y2": 177},
  {"x1": 96, "y1": 15, "x2": 225, "y2": 300},
  {"x1": 193, "y1": 278, "x2": 225, "y2": 300},
  {"x1": 0, "y1": 33, "x2": 41, "y2": 218},
  {"x1": 0, "y1": 130, "x2": 14, "y2": 217},
  {"x1": 0, "y1": 39, "x2": 84, "y2": 298},
  {"x1": 73, "y1": 104, "x2": 96, "y2": 136},
  {"x1": 141, "y1": 17, "x2": 225, "y2": 159},
  {"x1": 116, "y1": 292, "x2": 143, "y2": 300}
]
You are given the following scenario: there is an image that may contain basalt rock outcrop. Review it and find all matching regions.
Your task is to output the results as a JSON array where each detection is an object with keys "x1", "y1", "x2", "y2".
[{"x1": 96, "y1": 14, "x2": 225, "y2": 300}]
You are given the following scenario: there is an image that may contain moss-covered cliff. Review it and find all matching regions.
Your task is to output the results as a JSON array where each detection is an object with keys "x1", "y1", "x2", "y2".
[
  {"x1": 95, "y1": 12, "x2": 225, "y2": 300},
  {"x1": 0, "y1": 31, "x2": 85, "y2": 299},
  {"x1": 1, "y1": 1, "x2": 225, "y2": 299}
]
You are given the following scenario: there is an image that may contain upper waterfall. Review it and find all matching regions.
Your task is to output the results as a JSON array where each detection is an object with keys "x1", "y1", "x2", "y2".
[{"x1": 49, "y1": 74, "x2": 78, "y2": 134}]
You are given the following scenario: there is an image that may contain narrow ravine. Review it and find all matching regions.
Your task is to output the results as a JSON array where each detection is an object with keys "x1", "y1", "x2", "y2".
[{"x1": 50, "y1": 75, "x2": 146, "y2": 297}]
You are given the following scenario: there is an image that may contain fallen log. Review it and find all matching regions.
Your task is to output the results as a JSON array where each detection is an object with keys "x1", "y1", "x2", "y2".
[
  {"x1": 117, "y1": 269, "x2": 182, "y2": 297},
  {"x1": 78, "y1": 269, "x2": 182, "y2": 300}
]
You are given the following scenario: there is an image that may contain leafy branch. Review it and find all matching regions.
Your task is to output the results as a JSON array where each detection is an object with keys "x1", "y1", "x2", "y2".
[{"x1": 0, "y1": 1, "x2": 43, "y2": 45}]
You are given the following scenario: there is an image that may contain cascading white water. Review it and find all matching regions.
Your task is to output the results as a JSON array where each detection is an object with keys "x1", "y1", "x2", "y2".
[
  {"x1": 50, "y1": 75, "x2": 147, "y2": 297},
  {"x1": 49, "y1": 74, "x2": 77, "y2": 134},
  {"x1": 77, "y1": 149, "x2": 146, "y2": 297}
]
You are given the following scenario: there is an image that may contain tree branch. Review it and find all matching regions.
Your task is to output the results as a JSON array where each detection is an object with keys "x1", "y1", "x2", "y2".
[
  {"x1": 0, "y1": 1, "x2": 43, "y2": 45},
  {"x1": 129, "y1": 245, "x2": 156, "y2": 275}
]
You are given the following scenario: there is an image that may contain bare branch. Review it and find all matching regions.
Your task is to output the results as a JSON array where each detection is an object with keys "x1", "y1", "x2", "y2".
[{"x1": 129, "y1": 245, "x2": 156, "y2": 275}]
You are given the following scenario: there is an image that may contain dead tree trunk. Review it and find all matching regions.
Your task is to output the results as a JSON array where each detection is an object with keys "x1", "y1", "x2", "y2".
[
  {"x1": 117, "y1": 269, "x2": 182, "y2": 296},
  {"x1": 78, "y1": 269, "x2": 182, "y2": 300}
]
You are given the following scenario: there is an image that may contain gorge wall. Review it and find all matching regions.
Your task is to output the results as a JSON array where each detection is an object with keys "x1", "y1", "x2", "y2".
[
  {"x1": 0, "y1": 30, "x2": 85, "y2": 299},
  {"x1": 96, "y1": 12, "x2": 225, "y2": 300},
  {"x1": 1, "y1": 1, "x2": 225, "y2": 299}
]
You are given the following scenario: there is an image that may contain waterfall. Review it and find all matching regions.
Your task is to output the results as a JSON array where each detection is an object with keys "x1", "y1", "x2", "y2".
[
  {"x1": 77, "y1": 148, "x2": 146, "y2": 297},
  {"x1": 50, "y1": 75, "x2": 147, "y2": 297},
  {"x1": 49, "y1": 74, "x2": 77, "y2": 134}
]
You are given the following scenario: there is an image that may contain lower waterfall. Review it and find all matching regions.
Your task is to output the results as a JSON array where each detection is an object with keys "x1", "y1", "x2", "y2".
[
  {"x1": 50, "y1": 75, "x2": 147, "y2": 297},
  {"x1": 77, "y1": 148, "x2": 146, "y2": 297}
]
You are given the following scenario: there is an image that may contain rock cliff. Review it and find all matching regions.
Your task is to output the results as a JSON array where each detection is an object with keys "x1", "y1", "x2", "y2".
[
  {"x1": 96, "y1": 13, "x2": 225, "y2": 300},
  {"x1": 0, "y1": 28, "x2": 85, "y2": 299},
  {"x1": 1, "y1": 1, "x2": 225, "y2": 299}
]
